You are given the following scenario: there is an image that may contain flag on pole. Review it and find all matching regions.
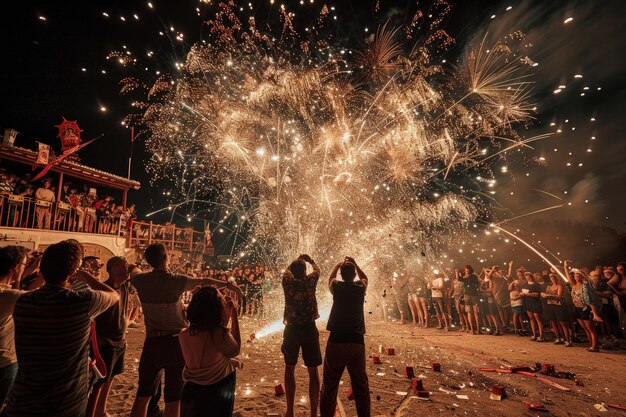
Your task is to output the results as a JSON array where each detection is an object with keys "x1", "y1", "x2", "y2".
[
  {"x1": 35, "y1": 142, "x2": 50, "y2": 165},
  {"x1": 131, "y1": 127, "x2": 135, "y2": 142},
  {"x1": 31, "y1": 136, "x2": 101, "y2": 182}
]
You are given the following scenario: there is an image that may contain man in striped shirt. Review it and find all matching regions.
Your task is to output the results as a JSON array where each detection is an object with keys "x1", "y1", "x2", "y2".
[{"x1": 1, "y1": 240, "x2": 119, "y2": 417}]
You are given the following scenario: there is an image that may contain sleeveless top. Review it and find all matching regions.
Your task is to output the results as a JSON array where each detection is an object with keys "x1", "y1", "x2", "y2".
[{"x1": 546, "y1": 284, "x2": 561, "y2": 306}]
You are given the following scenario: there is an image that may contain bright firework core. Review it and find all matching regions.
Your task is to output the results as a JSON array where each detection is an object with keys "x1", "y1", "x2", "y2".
[{"x1": 124, "y1": 1, "x2": 540, "y2": 277}]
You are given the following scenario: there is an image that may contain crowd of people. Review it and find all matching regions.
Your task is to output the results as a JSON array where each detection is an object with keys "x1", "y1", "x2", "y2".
[
  {"x1": 0, "y1": 241, "x2": 369, "y2": 417},
  {"x1": 1, "y1": 238, "x2": 624, "y2": 417},
  {"x1": 185, "y1": 264, "x2": 272, "y2": 318},
  {"x1": 388, "y1": 261, "x2": 625, "y2": 352},
  {"x1": 0, "y1": 169, "x2": 137, "y2": 234}
]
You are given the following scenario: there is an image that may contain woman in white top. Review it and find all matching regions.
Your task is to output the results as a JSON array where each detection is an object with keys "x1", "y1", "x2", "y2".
[{"x1": 179, "y1": 286, "x2": 241, "y2": 417}]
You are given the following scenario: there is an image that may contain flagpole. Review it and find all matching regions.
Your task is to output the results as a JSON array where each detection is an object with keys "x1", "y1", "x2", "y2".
[{"x1": 128, "y1": 127, "x2": 134, "y2": 179}]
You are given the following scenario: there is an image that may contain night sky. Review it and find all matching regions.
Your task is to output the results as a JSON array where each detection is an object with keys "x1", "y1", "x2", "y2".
[{"x1": 2, "y1": 0, "x2": 625, "y2": 241}]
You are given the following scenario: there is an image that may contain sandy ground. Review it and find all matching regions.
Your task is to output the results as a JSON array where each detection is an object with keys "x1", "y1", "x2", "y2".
[{"x1": 108, "y1": 319, "x2": 626, "y2": 417}]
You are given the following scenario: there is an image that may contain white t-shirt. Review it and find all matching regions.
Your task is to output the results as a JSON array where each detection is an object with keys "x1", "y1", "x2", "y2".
[
  {"x1": 431, "y1": 278, "x2": 444, "y2": 298},
  {"x1": 510, "y1": 290, "x2": 523, "y2": 307}
]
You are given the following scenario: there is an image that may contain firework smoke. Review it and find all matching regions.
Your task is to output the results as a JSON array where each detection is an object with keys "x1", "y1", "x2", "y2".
[{"x1": 120, "y1": 1, "x2": 539, "y2": 278}]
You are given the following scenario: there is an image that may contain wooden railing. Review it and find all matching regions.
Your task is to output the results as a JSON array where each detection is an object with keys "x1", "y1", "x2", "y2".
[
  {"x1": 0, "y1": 193, "x2": 204, "y2": 252},
  {"x1": 0, "y1": 193, "x2": 108, "y2": 234},
  {"x1": 126, "y1": 220, "x2": 205, "y2": 252}
]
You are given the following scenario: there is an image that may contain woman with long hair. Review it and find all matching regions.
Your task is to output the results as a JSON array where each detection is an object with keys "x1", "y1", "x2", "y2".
[
  {"x1": 414, "y1": 276, "x2": 430, "y2": 327},
  {"x1": 563, "y1": 260, "x2": 602, "y2": 352},
  {"x1": 521, "y1": 272, "x2": 544, "y2": 341},
  {"x1": 406, "y1": 276, "x2": 421, "y2": 326},
  {"x1": 542, "y1": 273, "x2": 572, "y2": 346},
  {"x1": 179, "y1": 286, "x2": 241, "y2": 417},
  {"x1": 450, "y1": 270, "x2": 468, "y2": 331}
]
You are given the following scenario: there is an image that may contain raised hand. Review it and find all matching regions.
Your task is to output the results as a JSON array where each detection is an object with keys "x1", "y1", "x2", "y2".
[{"x1": 299, "y1": 254, "x2": 313, "y2": 263}]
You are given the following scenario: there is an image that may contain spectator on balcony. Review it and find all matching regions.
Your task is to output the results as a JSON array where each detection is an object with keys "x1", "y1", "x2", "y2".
[
  {"x1": 60, "y1": 182, "x2": 71, "y2": 202},
  {"x1": 34, "y1": 178, "x2": 55, "y2": 229},
  {"x1": 16, "y1": 184, "x2": 33, "y2": 197},
  {"x1": 96, "y1": 197, "x2": 112, "y2": 234},
  {"x1": 67, "y1": 186, "x2": 85, "y2": 232},
  {"x1": 0, "y1": 174, "x2": 13, "y2": 194},
  {"x1": 12, "y1": 176, "x2": 30, "y2": 196},
  {"x1": 111, "y1": 203, "x2": 124, "y2": 235},
  {"x1": 120, "y1": 204, "x2": 137, "y2": 237},
  {"x1": 82, "y1": 189, "x2": 98, "y2": 233}
]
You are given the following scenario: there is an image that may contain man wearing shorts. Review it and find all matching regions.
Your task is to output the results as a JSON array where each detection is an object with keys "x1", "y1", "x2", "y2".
[
  {"x1": 130, "y1": 244, "x2": 212, "y2": 417},
  {"x1": 459, "y1": 265, "x2": 482, "y2": 334},
  {"x1": 88, "y1": 256, "x2": 141, "y2": 417},
  {"x1": 281, "y1": 254, "x2": 321, "y2": 417}
]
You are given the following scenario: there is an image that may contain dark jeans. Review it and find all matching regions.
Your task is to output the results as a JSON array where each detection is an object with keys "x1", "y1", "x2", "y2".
[
  {"x1": 0, "y1": 363, "x2": 18, "y2": 407},
  {"x1": 181, "y1": 372, "x2": 236, "y2": 417},
  {"x1": 320, "y1": 342, "x2": 370, "y2": 417}
]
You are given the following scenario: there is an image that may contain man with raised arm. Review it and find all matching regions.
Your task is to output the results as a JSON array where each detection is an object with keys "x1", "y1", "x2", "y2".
[
  {"x1": 320, "y1": 257, "x2": 370, "y2": 417},
  {"x1": 281, "y1": 254, "x2": 321, "y2": 417},
  {"x1": 129, "y1": 243, "x2": 218, "y2": 417},
  {"x1": 3, "y1": 240, "x2": 119, "y2": 417}
]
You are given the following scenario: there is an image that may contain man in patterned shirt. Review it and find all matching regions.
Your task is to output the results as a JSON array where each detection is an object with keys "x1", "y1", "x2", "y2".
[{"x1": 281, "y1": 254, "x2": 321, "y2": 417}]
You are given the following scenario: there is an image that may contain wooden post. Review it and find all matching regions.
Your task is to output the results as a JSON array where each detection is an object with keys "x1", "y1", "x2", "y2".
[
  {"x1": 122, "y1": 189, "x2": 127, "y2": 209},
  {"x1": 56, "y1": 172, "x2": 64, "y2": 202},
  {"x1": 148, "y1": 222, "x2": 153, "y2": 245}
]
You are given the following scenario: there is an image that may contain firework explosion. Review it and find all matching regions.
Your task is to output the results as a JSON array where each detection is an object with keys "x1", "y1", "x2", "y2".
[{"x1": 118, "y1": 1, "x2": 539, "y2": 277}]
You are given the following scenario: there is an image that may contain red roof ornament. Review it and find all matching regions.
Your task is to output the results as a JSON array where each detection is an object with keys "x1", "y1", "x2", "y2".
[{"x1": 55, "y1": 117, "x2": 84, "y2": 152}]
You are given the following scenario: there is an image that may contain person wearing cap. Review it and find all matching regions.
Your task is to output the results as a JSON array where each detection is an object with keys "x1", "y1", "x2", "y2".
[
  {"x1": 34, "y1": 178, "x2": 55, "y2": 229},
  {"x1": 86, "y1": 256, "x2": 141, "y2": 417}
]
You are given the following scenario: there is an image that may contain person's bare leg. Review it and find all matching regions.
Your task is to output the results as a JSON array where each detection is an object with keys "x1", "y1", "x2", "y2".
[
  {"x1": 534, "y1": 314, "x2": 544, "y2": 338},
  {"x1": 419, "y1": 299, "x2": 429, "y2": 327},
  {"x1": 130, "y1": 396, "x2": 150, "y2": 417},
  {"x1": 285, "y1": 365, "x2": 296, "y2": 417},
  {"x1": 86, "y1": 383, "x2": 102, "y2": 417},
  {"x1": 473, "y1": 308, "x2": 481, "y2": 334},
  {"x1": 559, "y1": 321, "x2": 571, "y2": 343},
  {"x1": 307, "y1": 367, "x2": 320, "y2": 417},
  {"x1": 527, "y1": 312, "x2": 537, "y2": 337},
  {"x1": 444, "y1": 299, "x2": 452, "y2": 328},
  {"x1": 498, "y1": 305, "x2": 507, "y2": 329},
  {"x1": 456, "y1": 300, "x2": 467, "y2": 330},
  {"x1": 163, "y1": 400, "x2": 180, "y2": 417},
  {"x1": 407, "y1": 296, "x2": 418, "y2": 325},
  {"x1": 551, "y1": 320, "x2": 561, "y2": 341},
  {"x1": 466, "y1": 310, "x2": 474, "y2": 332},
  {"x1": 94, "y1": 380, "x2": 114, "y2": 417},
  {"x1": 583, "y1": 321, "x2": 599, "y2": 350}
]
